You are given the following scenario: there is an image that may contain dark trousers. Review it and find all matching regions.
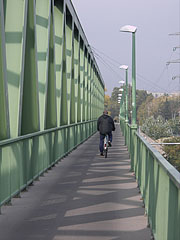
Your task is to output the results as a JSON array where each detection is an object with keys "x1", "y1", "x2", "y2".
[{"x1": 99, "y1": 132, "x2": 112, "y2": 153}]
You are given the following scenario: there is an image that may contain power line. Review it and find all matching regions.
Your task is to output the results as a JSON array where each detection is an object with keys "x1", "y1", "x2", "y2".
[
  {"x1": 91, "y1": 45, "x2": 121, "y2": 66},
  {"x1": 92, "y1": 52, "x2": 123, "y2": 80},
  {"x1": 91, "y1": 49, "x2": 125, "y2": 80},
  {"x1": 91, "y1": 45, "x2": 171, "y2": 93},
  {"x1": 93, "y1": 48, "x2": 165, "y2": 92}
]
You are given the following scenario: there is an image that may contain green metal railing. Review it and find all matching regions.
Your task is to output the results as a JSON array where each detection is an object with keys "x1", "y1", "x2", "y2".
[
  {"x1": 0, "y1": 120, "x2": 97, "y2": 209},
  {"x1": 120, "y1": 119, "x2": 180, "y2": 240}
]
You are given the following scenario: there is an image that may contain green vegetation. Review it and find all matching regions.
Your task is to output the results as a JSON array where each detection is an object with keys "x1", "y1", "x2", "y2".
[
  {"x1": 163, "y1": 137, "x2": 180, "y2": 171},
  {"x1": 104, "y1": 87, "x2": 120, "y2": 119},
  {"x1": 105, "y1": 87, "x2": 180, "y2": 171},
  {"x1": 137, "y1": 94, "x2": 180, "y2": 171},
  {"x1": 141, "y1": 115, "x2": 173, "y2": 140},
  {"x1": 137, "y1": 95, "x2": 180, "y2": 125},
  {"x1": 105, "y1": 86, "x2": 153, "y2": 120}
]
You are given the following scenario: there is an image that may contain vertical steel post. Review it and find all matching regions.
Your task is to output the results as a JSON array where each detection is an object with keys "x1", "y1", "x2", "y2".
[
  {"x1": 125, "y1": 69, "x2": 128, "y2": 123},
  {"x1": 132, "y1": 32, "x2": 136, "y2": 127},
  {"x1": 123, "y1": 85, "x2": 125, "y2": 120}
]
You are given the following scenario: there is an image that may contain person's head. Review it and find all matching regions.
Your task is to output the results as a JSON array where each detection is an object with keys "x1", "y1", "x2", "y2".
[{"x1": 103, "y1": 110, "x2": 108, "y2": 115}]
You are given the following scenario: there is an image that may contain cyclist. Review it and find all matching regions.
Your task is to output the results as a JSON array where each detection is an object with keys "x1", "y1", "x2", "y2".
[{"x1": 97, "y1": 110, "x2": 115, "y2": 156}]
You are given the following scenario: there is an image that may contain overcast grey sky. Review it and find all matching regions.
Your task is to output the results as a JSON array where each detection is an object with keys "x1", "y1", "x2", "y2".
[{"x1": 71, "y1": 0, "x2": 180, "y2": 95}]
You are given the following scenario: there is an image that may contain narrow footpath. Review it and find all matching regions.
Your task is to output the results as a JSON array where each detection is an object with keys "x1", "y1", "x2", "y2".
[{"x1": 0, "y1": 124, "x2": 151, "y2": 240}]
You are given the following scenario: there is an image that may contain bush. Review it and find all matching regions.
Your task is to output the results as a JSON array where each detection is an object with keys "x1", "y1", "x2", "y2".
[
  {"x1": 168, "y1": 119, "x2": 180, "y2": 135},
  {"x1": 163, "y1": 137, "x2": 180, "y2": 171},
  {"x1": 141, "y1": 116, "x2": 173, "y2": 140}
]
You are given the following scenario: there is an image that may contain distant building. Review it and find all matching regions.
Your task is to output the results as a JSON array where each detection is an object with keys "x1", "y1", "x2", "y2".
[
  {"x1": 147, "y1": 92, "x2": 165, "y2": 98},
  {"x1": 147, "y1": 91, "x2": 180, "y2": 98},
  {"x1": 169, "y1": 92, "x2": 180, "y2": 97}
]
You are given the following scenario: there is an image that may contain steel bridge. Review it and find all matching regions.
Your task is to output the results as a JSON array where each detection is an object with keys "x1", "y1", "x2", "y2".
[{"x1": 0, "y1": 1, "x2": 180, "y2": 240}]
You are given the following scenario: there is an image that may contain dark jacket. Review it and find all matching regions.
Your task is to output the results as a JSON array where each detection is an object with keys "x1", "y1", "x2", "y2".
[{"x1": 97, "y1": 114, "x2": 115, "y2": 135}]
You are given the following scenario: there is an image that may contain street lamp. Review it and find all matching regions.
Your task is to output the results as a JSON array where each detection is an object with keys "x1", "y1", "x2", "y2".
[
  {"x1": 120, "y1": 65, "x2": 129, "y2": 123},
  {"x1": 120, "y1": 25, "x2": 137, "y2": 126},
  {"x1": 119, "y1": 80, "x2": 125, "y2": 84}
]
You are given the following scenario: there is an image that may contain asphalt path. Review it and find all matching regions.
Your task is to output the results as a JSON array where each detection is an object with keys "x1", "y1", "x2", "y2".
[{"x1": 0, "y1": 124, "x2": 151, "y2": 240}]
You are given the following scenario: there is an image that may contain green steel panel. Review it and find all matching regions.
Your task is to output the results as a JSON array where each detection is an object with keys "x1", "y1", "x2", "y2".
[
  {"x1": 30, "y1": 137, "x2": 39, "y2": 179},
  {"x1": 0, "y1": 1, "x2": 9, "y2": 140},
  {"x1": 60, "y1": 21, "x2": 68, "y2": 126},
  {"x1": 5, "y1": 0, "x2": 27, "y2": 138},
  {"x1": 10, "y1": 142, "x2": 23, "y2": 195},
  {"x1": 84, "y1": 51, "x2": 88, "y2": 121},
  {"x1": 21, "y1": 0, "x2": 39, "y2": 135},
  {"x1": 36, "y1": 0, "x2": 50, "y2": 130},
  {"x1": 25, "y1": 139, "x2": 34, "y2": 183},
  {"x1": 87, "y1": 58, "x2": 91, "y2": 120},
  {"x1": 69, "y1": 126, "x2": 75, "y2": 151},
  {"x1": 70, "y1": 29, "x2": 75, "y2": 124},
  {"x1": 167, "y1": 179, "x2": 178, "y2": 240},
  {"x1": 65, "y1": 12, "x2": 73, "y2": 125},
  {"x1": 90, "y1": 65, "x2": 94, "y2": 120},
  {"x1": 39, "y1": 135, "x2": 49, "y2": 173},
  {"x1": 77, "y1": 124, "x2": 81, "y2": 144},
  {"x1": 54, "y1": 1, "x2": 64, "y2": 126},
  {"x1": 80, "y1": 42, "x2": 84, "y2": 122},
  {"x1": 155, "y1": 166, "x2": 169, "y2": 240},
  {"x1": 73, "y1": 28, "x2": 79, "y2": 123},
  {"x1": 53, "y1": 130, "x2": 63, "y2": 160},
  {"x1": 0, "y1": 146, "x2": 11, "y2": 204},
  {"x1": 92, "y1": 69, "x2": 94, "y2": 119},
  {"x1": 77, "y1": 36, "x2": 81, "y2": 123},
  {"x1": 46, "y1": 5, "x2": 57, "y2": 129},
  {"x1": 94, "y1": 73, "x2": 98, "y2": 118}
]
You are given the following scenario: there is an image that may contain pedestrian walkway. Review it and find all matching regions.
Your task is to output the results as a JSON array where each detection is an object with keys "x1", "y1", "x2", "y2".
[{"x1": 0, "y1": 124, "x2": 151, "y2": 240}]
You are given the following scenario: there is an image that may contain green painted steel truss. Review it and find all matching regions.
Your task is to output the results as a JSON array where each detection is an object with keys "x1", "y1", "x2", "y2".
[{"x1": 0, "y1": 0, "x2": 104, "y2": 207}]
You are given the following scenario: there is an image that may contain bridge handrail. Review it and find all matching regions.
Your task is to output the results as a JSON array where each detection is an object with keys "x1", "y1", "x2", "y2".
[
  {"x1": 0, "y1": 120, "x2": 97, "y2": 208},
  {"x1": 120, "y1": 120, "x2": 180, "y2": 239},
  {"x1": 0, "y1": 120, "x2": 97, "y2": 147},
  {"x1": 136, "y1": 132, "x2": 180, "y2": 189}
]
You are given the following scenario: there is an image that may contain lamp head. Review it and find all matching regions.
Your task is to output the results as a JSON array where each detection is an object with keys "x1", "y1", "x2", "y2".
[
  {"x1": 120, "y1": 25, "x2": 137, "y2": 33},
  {"x1": 119, "y1": 80, "x2": 125, "y2": 84},
  {"x1": 119, "y1": 65, "x2": 128, "y2": 70}
]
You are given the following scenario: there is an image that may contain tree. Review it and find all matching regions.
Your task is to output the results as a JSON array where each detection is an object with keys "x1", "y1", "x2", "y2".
[
  {"x1": 138, "y1": 95, "x2": 180, "y2": 126},
  {"x1": 137, "y1": 94, "x2": 154, "y2": 125},
  {"x1": 136, "y1": 90, "x2": 149, "y2": 112},
  {"x1": 141, "y1": 115, "x2": 173, "y2": 140},
  {"x1": 104, "y1": 87, "x2": 120, "y2": 119},
  {"x1": 158, "y1": 98, "x2": 171, "y2": 120},
  {"x1": 110, "y1": 88, "x2": 120, "y2": 118},
  {"x1": 104, "y1": 94, "x2": 110, "y2": 110},
  {"x1": 111, "y1": 87, "x2": 120, "y2": 102}
]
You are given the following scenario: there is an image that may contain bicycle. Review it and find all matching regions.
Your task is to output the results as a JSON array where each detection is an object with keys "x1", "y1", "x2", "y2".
[{"x1": 103, "y1": 134, "x2": 109, "y2": 158}]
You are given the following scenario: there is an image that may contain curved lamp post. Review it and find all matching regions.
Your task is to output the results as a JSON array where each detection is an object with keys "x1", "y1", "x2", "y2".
[{"x1": 120, "y1": 25, "x2": 137, "y2": 127}]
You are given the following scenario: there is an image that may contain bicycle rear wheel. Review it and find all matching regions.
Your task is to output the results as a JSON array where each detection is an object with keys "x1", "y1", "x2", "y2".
[{"x1": 105, "y1": 149, "x2": 108, "y2": 158}]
